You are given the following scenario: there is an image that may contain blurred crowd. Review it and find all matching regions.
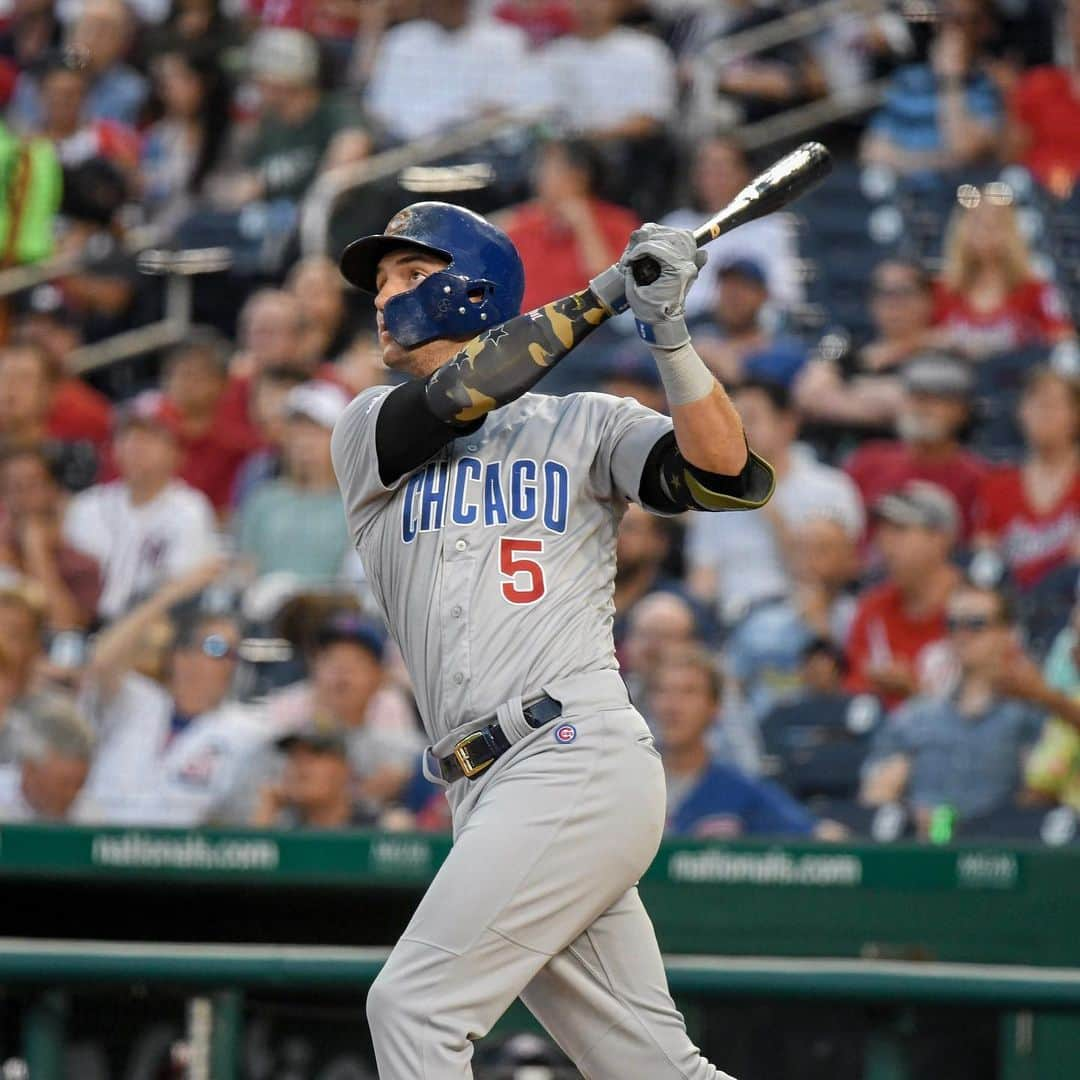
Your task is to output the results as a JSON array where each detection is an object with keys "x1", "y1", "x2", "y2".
[{"x1": 0, "y1": 0, "x2": 1076, "y2": 846}]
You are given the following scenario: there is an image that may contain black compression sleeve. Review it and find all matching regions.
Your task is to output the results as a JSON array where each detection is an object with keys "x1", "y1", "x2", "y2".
[
  {"x1": 374, "y1": 378, "x2": 483, "y2": 488},
  {"x1": 638, "y1": 431, "x2": 776, "y2": 513}
]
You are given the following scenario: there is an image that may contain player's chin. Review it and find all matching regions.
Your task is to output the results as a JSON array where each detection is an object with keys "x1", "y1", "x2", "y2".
[{"x1": 380, "y1": 338, "x2": 409, "y2": 370}]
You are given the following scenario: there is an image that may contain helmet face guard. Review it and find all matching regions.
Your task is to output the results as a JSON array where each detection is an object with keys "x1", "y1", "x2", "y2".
[
  {"x1": 381, "y1": 268, "x2": 503, "y2": 348},
  {"x1": 339, "y1": 202, "x2": 525, "y2": 349}
]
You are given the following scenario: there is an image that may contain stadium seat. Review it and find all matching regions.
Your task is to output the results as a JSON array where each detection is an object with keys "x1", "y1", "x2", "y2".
[
  {"x1": 1015, "y1": 563, "x2": 1079, "y2": 660},
  {"x1": 968, "y1": 345, "x2": 1050, "y2": 462},
  {"x1": 808, "y1": 797, "x2": 912, "y2": 840},
  {"x1": 761, "y1": 693, "x2": 884, "y2": 800},
  {"x1": 955, "y1": 804, "x2": 1080, "y2": 845}
]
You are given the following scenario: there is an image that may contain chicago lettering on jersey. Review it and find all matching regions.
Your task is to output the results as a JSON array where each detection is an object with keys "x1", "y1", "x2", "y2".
[{"x1": 401, "y1": 457, "x2": 569, "y2": 542}]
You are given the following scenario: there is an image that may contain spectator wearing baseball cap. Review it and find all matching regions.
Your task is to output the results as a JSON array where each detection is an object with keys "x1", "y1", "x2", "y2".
[
  {"x1": 236, "y1": 381, "x2": 352, "y2": 583},
  {"x1": 692, "y1": 258, "x2": 807, "y2": 388},
  {"x1": 844, "y1": 352, "x2": 989, "y2": 541},
  {"x1": 62, "y1": 390, "x2": 220, "y2": 620},
  {"x1": 266, "y1": 611, "x2": 424, "y2": 811},
  {"x1": 845, "y1": 480, "x2": 963, "y2": 708},
  {"x1": 216, "y1": 28, "x2": 369, "y2": 208},
  {"x1": 252, "y1": 724, "x2": 378, "y2": 829}
]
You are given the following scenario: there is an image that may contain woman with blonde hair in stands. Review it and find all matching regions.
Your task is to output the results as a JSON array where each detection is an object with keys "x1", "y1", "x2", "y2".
[{"x1": 932, "y1": 193, "x2": 1075, "y2": 360}]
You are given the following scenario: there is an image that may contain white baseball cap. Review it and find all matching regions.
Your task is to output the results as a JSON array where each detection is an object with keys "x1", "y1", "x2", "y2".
[
  {"x1": 249, "y1": 28, "x2": 320, "y2": 86},
  {"x1": 284, "y1": 382, "x2": 348, "y2": 430}
]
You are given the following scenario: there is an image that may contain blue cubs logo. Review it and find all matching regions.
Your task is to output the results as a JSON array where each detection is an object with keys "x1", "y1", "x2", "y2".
[{"x1": 554, "y1": 723, "x2": 577, "y2": 744}]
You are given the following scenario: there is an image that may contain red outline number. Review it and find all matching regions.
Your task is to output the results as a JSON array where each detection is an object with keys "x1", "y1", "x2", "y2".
[{"x1": 499, "y1": 537, "x2": 546, "y2": 605}]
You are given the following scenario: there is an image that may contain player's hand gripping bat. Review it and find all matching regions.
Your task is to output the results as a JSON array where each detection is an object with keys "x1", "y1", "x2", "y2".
[{"x1": 629, "y1": 141, "x2": 833, "y2": 287}]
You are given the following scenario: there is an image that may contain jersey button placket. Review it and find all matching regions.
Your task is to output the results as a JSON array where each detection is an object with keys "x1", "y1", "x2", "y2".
[{"x1": 443, "y1": 459, "x2": 475, "y2": 714}]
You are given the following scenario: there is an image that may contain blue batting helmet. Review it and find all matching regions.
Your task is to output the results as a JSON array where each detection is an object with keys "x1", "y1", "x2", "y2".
[{"x1": 339, "y1": 202, "x2": 526, "y2": 348}]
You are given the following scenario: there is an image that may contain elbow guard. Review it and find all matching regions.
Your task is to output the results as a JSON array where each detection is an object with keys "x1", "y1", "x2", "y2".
[{"x1": 641, "y1": 432, "x2": 776, "y2": 513}]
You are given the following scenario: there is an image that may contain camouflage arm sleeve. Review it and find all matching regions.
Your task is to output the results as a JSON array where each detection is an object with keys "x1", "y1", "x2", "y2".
[
  {"x1": 424, "y1": 288, "x2": 611, "y2": 424},
  {"x1": 640, "y1": 431, "x2": 776, "y2": 513}
]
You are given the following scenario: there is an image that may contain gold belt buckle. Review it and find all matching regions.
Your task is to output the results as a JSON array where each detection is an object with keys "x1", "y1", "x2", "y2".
[{"x1": 453, "y1": 731, "x2": 493, "y2": 779}]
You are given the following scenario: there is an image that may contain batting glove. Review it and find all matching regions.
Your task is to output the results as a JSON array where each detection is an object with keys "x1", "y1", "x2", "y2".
[{"x1": 621, "y1": 225, "x2": 707, "y2": 349}]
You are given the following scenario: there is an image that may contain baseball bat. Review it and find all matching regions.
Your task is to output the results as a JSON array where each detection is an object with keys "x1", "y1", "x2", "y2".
[{"x1": 630, "y1": 141, "x2": 833, "y2": 287}]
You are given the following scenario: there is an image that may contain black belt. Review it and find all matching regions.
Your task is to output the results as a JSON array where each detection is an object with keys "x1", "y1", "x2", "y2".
[{"x1": 438, "y1": 694, "x2": 563, "y2": 782}]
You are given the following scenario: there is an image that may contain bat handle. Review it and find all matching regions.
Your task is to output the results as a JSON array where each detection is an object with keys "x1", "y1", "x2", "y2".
[{"x1": 630, "y1": 255, "x2": 661, "y2": 287}]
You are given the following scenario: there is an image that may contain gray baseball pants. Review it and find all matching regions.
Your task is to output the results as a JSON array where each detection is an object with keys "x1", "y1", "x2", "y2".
[{"x1": 366, "y1": 671, "x2": 735, "y2": 1079}]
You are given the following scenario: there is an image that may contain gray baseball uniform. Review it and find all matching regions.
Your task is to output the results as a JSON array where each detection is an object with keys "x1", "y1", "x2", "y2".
[{"x1": 333, "y1": 385, "x2": 737, "y2": 1079}]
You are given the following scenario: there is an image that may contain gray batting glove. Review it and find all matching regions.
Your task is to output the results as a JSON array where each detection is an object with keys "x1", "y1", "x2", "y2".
[{"x1": 621, "y1": 225, "x2": 707, "y2": 349}]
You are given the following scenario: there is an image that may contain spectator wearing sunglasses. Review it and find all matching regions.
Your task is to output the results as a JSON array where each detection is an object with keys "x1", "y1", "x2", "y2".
[
  {"x1": 80, "y1": 558, "x2": 272, "y2": 826},
  {"x1": 858, "y1": 582, "x2": 1053, "y2": 837}
]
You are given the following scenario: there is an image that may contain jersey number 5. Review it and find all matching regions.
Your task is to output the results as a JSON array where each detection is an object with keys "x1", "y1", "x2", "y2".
[{"x1": 499, "y1": 537, "x2": 546, "y2": 605}]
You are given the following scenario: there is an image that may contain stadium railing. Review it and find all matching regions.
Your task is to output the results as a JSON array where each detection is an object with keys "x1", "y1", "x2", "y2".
[{"x1": 2, "y1": 824, "x2": 1080, "y2": 1078}]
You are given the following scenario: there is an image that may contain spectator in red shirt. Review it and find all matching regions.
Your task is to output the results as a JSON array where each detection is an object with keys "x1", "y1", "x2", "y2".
[
  {"x1": 1006, "y1": 1, "x2": 1080, "y2": 197},
  {"x1": 845, "y1": 353, "x2": 989, "y2": 541},
  {"x1": 974, "y1": 367, "x2": 1080, "y2": 590},
  {"x1": 503, "y1": 137, "x2": 639, "y2": 312},
  {"x1": 932, "y1": 194, "x2": 1074, "y2": 360},
  {"x1": 162, "y1": 331, "x2": 252, "y2": 515},
  {"x1": 846, "y1": 481, "x2": 962, "y2": 708},
  {"x1": 217, "y1": 289, "x2": 310, "y2": 456},
  {"x1": 13, "y1": 301, "x2": 113, "y2": 451},
  {"x1": 3, "y1": 311, "x2": 112, "y2": 449},
  {"x1": 0, "y1": 343, "x2": 102, "y2": 492}
]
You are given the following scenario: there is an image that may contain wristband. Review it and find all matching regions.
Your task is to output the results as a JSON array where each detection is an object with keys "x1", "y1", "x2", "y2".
[
  {"x1": 588, "y1": 264, "x2": 629, "y2": 316},
  {"x1": 635, "y1": 316, "x2": 691, "y2": 350},
  {"x1": 646, "y1": 339, "x2": 715, "y2": 406}
]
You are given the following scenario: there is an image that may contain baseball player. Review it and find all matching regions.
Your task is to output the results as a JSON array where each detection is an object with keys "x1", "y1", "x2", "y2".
[{"x1": 332, "y1": 202, "x2": 775, "y2": 1079}]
